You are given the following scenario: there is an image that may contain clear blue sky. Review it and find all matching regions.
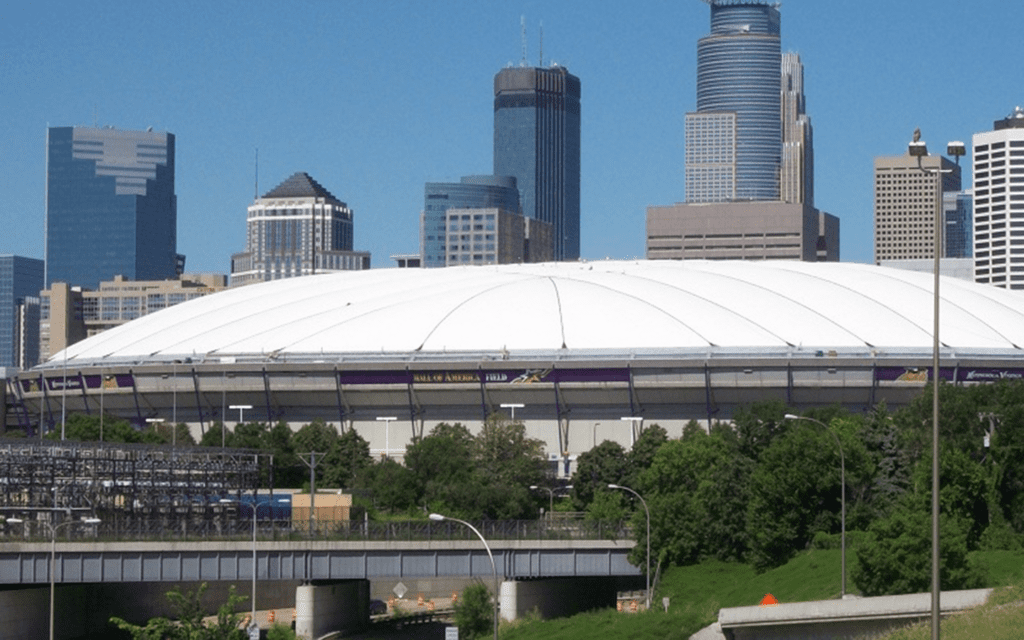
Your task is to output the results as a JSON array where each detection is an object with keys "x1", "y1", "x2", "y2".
[{"x1": 3, "y1": 1, "x2": 1022, "y2": 273}]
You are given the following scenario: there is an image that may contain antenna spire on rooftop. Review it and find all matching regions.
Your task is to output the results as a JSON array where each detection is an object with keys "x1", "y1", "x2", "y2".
[{"x1": 520, "y1": 15, "x2": 527, "y2": 66}]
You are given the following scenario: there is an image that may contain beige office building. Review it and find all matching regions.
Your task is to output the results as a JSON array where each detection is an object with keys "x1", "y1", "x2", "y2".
[
  {"x1": 40, "y1": 274, "x2": 227, "y2": 360},
  {"x1": 873, "y1": 154, "x2": 961, "y2": 265},
  {"x1": 646, "y1": 202, "x2": 838, "y2": 262}
]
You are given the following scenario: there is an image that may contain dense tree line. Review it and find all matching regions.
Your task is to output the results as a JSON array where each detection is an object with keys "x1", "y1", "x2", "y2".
[
  {"x1": 38, "y1": 411, "x2": 548, "y2": 520},
  {"x1": 578, "y1": 382, "x2": 1024, "y2": 596},
  {"x1": 34, "y1": 380, "x2": 1024, "y2": 595}
]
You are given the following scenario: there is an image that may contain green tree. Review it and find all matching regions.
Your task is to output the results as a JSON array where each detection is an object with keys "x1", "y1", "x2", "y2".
[
  {"x1": 571, "y1": 440, "x2": 629, "y2": 511},
  {"x1": 52, "y1": 413, "x2": 144, "y2": 443},
  {"x1": 853, "y1": 504, "x2": 985, "y2": 596},
  {"x1": 326, "y1": 428, "x2": 372, "y2": 488},
  {"x1": 626, "y1": 423, "x2": 668, "y2": 486},
  {"x1": 453, "y1": 583, "x2": 493, "y2": 640},
  {"x1": 638, "y1": 428, "x2": 753, "y2": 566},
  {"x1": 266, "y1": 420, "x2": 302, "y2": 488},
  {"x1": 732, "y1": 399, "x2": 791, "y2": 463},
  {"x1": 353, "y1": 457, "x2": 419, "y2": 513},
  {"x1": 200, "y1": 421, "x2": 234, "y2": 448},
  {"x1": 468, "y1": 413, "x2": 546, "y2": 519},
  {"x1": 405, "y1": 422, "x2": 476, "y2": 511},
  {"x1": 110, "y1": 582, "x2": 248, "y2": 639},
  {"x1": 745, "y1": 418, "x2": 845, "y2": 572}
]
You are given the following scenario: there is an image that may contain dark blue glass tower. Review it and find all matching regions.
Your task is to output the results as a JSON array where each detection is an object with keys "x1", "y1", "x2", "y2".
[
  {"x1": 45, "y1": 127, "x2": 179, "y2": 289},
  {"x1": 494, "y1": 66, "x2": 581, "y2": 261},
  {"x1": 421, "y1": 176, "x2": 520, "y2": 268},
  {"x1": 0, "y1": 255, "x2": 44, "y2": 368},
  {"x1": 694, "y1": 1, "x2": 781, "y2": 201}
]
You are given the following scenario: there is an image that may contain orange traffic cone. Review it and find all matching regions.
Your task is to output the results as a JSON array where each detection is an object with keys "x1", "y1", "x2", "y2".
[{"x1": 760, "y1": 593, "x2": 779, "y2": 606}]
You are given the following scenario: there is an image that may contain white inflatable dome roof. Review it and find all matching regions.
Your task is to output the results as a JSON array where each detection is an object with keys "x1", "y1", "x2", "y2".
[{"x1": 56, "y1": 260, "x2": 1024, "y2": 364}]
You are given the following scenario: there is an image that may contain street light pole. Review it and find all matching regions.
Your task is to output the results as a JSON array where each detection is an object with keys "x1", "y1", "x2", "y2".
[
  {"x1": 785, "y1": 414, "x2": 846, "y2": 597},
  {"x1": 430, "y1": 513, "x2": 499, "y2": 640},
  {"x1": 500, "y1": 403, "x2": 524, "y2": 422},
  {"x1": 26, "y1": 512, "x2": 102, "y2": 640},
  {"x1": 909, "y1": 133, "x2": 965, "y2": 640},
  {"x1": 376, "y1": 416, "x2": 396, "y2": 459},
  {"x1": 145, "y1": 417, "x2": 165, "y2": 443},
  {"x1": 609, "y1": 484, "x2": 651, "y2": 609},
  {"x1": 529, "y1": 485, "x2": 573, "y2": 518}
]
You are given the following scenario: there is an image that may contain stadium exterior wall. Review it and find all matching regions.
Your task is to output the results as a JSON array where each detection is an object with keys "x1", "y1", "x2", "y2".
[{"x1": 7, "y1": 348, "x2": 1020, "y2": 474}]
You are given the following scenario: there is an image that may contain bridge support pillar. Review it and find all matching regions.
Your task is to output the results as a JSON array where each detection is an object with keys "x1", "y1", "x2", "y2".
[
  {"x1": 499, "y1": 577, "x2": 618, "y2": 621},
  {"x1": 295, "y1": 579, "x2": 369, "y2": 640}
]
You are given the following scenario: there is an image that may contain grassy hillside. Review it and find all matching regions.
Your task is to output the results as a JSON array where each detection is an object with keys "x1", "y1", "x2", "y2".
[{"x1": 500, "y1": 549, "x2": 1024, "y2": 640}]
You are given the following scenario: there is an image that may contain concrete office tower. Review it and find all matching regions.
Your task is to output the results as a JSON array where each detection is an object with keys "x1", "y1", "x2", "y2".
[
  {"x1": 494, "y1": 65, "x2": 581, "y2": 261},
  {"x1": 46, "y1": 127, "x2": 181, "y2": 289},
  {"x1": 421, "y1": 176, "x2": 521, "y2": 268},
  {"x1": 0, "y1": 255, "x2": 44, "y2": 369},
  {"x1": 873, "y1": 153, "x2": 961, "y2": 265},
  {"x1": 686, "y1": 1, "x2": 781, "y2": 203},
  {"x1": 781, "y1": 52, "x2": 813, "y2": 206},
  {"x1": 230, "y1": 172, "x2": 370, "y2": 286},
  {"x1": 974, "y1": 107, "x2": 1024, "y2": 289}
]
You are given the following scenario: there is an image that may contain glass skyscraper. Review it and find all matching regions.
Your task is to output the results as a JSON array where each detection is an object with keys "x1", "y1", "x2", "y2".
[
  {"x1": 46, "y1": 126, "x2": 180, "y2": 289},
  {"x1": 686, "y1": 1, "x2": 781, "y2": 202},
  {"x1": 421, "y1": 176, "x2": 521, "y2": 268},
  {"x1": 0, "y1": 255, "x2": 44, "y2": 369},
  {"x1": 494, "y1": 65, "x2": 581, "y2": 261}
]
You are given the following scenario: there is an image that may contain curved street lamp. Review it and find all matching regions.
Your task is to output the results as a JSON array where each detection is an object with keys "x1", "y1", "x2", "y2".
[
  {"x1": 430, "y1": 513, "x2": 498, "y2": 640},
  {"x1": 784, "y1": 413, "x2": 846, "y2": 598},
  {"x1": 608, "y1": 483, "x2": 650, "y2": 609}
]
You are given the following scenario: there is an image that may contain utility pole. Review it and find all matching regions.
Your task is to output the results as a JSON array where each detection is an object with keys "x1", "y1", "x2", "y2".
[{"x1": 299, "y1": 452, "x2": 324, "y2": 538}]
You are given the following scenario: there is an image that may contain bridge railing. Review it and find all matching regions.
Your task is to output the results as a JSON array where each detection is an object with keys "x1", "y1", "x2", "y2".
[{"x1": 2, "y1": 516, "x2": 633, "y2": 544}]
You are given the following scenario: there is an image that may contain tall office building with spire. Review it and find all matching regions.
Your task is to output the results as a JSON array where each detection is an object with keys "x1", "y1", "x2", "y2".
[
  {"x1": 650, "y1": 1, "x2": 838, "y2": 261},
  {"x1": 494, "y1": 64, "x2": 581, "y2": 261},
  {"x1": 781, "y1": 52, "x2": 813, "y2": 206},
  {"x1": 685, "y1": 1, "x2": 781, "y2": 203}
]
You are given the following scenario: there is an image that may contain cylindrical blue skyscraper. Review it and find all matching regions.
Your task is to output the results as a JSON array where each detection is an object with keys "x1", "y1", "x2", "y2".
[{"x1": 695, "y1": 1, "x2": 781, "y2": 201}]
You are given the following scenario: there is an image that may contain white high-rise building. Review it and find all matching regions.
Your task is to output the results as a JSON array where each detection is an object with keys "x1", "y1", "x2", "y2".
[{"x1": 973, "y1": 107, "x2": 1024, "y2": 289}]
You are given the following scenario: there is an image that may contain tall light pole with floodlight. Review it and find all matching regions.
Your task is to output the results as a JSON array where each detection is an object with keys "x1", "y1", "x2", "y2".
[
  {"x1": 609, "y1": 483, "x2": 650, "y2": 609},
  {"x1": 222, "y1": 496, "x2": 290, "y2": 633},
  {"x1": 376, "y1": 416, "x2": 396, "y2": 458},
  {"x1": 9, "y1": 512, "x2": 102, "y2": 640},
  {"x1": 784, "y1": 414, "x2": 846, "y2": 597},
  {"x1": 909, "y1": 131, "x2": 965, "y2": 640},
  {"x1": 429, "y1": 513, "x2": 498, "y2": 640},
  {"x1": 500, "y1": 403, "x2": 524, "y2": 422}
]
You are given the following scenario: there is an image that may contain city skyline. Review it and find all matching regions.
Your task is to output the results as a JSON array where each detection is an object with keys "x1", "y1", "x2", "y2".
[{"x1": 4, "y1": 1, "x2": 1023, "y2": 273}]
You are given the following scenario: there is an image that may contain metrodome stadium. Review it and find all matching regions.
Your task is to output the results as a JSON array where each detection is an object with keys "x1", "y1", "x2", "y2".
[{"x1": 6, "y1": 260, "x2": 1024, "y2": 470}]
